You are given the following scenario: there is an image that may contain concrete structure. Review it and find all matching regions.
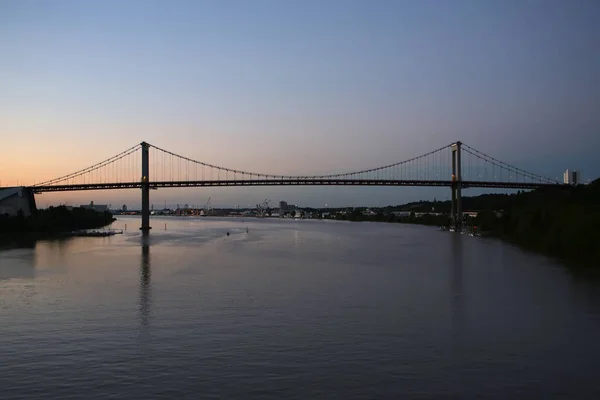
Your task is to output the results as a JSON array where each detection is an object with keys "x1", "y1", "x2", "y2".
[
  {"x1": 563, "y1": 169, "x2": 579, "y2": 185},
  {"x1": 0, "y1": 187, "x2": 37, "y2": 217},
  {"x1": 451, "y1": 141, "x2": 463, "y2": 229},
  {"x1": 140, "y1": 142, "x2": 151, "y2": 231}
]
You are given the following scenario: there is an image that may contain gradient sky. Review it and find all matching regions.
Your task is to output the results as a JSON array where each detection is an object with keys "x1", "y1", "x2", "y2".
[{"x1": 1, "y1": 0, "x2": 599, "y2": 208}]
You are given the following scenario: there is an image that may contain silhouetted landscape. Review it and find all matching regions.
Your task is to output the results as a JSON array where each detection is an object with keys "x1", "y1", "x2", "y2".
[
  {"x1": 336, "y1": 179, "x2": 600, "y2": 267},
  {"x1": 0, "y1": 206, "x2": 116, "y2": 235}
]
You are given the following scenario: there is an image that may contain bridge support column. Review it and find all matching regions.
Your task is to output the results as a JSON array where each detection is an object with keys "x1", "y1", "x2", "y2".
[
  {"x1": 451, "y1": 141, "x2": 462, "y2": 230},
  {"x1": 140, "y1": 142, "x2": 151, "y2": 232}
]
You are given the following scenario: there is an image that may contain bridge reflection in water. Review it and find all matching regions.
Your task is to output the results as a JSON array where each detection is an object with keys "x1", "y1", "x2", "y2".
[
  {"x1": 450, "y1": 234, "x2": 464, "y2": 340},
  {"x1": 139, "y1": 234, "x2": 152, "y2": 329}
]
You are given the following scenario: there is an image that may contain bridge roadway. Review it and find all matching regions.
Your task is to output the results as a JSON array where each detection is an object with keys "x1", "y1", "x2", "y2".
[{"x1": 30, "y1": 179, "x2": 566, "y2": 193}]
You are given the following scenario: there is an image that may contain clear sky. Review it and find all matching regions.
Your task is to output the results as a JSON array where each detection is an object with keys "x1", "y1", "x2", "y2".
[{"x1": 1, "y1": 0, "x2": 599, "y2": 208}]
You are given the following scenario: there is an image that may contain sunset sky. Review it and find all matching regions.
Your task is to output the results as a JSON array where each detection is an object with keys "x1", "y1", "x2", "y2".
[{"x1": 1, "y1": 0, "x2": 599, "y2": 208}]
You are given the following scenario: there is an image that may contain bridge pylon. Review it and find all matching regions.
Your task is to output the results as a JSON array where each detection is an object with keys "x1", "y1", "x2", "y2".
[
  {"x1": 140, "y1": 142, "x2": 151, "y2": 232},
  {"x1": 451, "y1": 141, "x2": 463, "y2": 230}
]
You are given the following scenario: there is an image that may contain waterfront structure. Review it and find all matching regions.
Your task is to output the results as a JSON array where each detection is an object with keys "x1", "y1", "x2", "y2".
[
  {"x1": 0, "y1": 187, "x2": 36, "y2": 217},
  {"x1": 80, "y1": 201, "x2": 109, "y2": 212}
]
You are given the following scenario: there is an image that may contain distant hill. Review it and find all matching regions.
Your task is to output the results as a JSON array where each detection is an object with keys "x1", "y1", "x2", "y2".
[{"x1": 383, "y1": 191, "x2": 537, "y2": 214}]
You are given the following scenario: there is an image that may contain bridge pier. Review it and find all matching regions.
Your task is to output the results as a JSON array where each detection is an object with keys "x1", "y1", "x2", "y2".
[
  {"x1": 451, "y1": 141, "x2": 463, "y2": 230},
  {"x1": 140, "y1": 142, "x2": 151, "y2": 232}
]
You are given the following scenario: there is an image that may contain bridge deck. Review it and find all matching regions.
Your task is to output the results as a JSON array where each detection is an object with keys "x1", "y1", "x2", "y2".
[{"x1": 30, "y1": 179, "x2": 566, "y2": 193}]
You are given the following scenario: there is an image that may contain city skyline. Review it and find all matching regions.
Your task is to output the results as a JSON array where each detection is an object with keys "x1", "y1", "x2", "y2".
[{"x1": 2, "y1": 0, "x2": 599, "y2": 207}]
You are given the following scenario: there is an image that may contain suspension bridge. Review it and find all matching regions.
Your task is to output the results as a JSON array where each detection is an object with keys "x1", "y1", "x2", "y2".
[{"x1": 10, "y1": 141, "x2": 564, "y2": 231}]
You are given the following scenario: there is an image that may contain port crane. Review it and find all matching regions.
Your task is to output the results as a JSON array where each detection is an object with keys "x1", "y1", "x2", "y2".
[
  {"x1": 200, "y1": 197, "x2": 212, "y2": 216},
  {"x1": 256, "y1": 199, "x2": 271, "y2": 218}
]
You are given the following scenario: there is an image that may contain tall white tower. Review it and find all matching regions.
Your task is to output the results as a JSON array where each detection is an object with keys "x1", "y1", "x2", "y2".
[{"x1": 563, "y1": 169, "x2": 579, "y2": 185}]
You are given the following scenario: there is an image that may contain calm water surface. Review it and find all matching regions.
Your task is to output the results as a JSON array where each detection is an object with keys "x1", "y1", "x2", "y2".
[{"x1": 1, "y1": 216, "x2": 600, "y2": 399}]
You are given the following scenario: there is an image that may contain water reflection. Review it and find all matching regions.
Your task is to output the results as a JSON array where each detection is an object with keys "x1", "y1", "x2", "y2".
[
  {"x1": 567, "y1": 268, "x2": 600, "y2": 317},
  {"x1": 450, "y1": 234, "x2": 464, "y2": 338},
  {"x1": 139, "y1": 234, "x2": 152, "y2": 329},
  {"x1": 293, "y1": 229, "x2": 300, "y2": 248},
  {"x1": 0, "y1": 240, "x2": 36, "y2": 281},
  {"x1": 35, "y1": 237, "x2": 75, "y2": 270}
]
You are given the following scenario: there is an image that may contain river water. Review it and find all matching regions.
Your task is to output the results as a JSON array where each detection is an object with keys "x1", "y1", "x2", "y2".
[{"x1": 1, "y1": 216, "x2": 599, "y2": 399}]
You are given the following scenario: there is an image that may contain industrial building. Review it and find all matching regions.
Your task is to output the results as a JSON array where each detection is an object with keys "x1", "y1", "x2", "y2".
[
  {"x1": 0, "y1": 187, "x2": 37, "y2": 217},
  {"x1": 79, "y1": 201, "x2": 109, "y2": 212}
]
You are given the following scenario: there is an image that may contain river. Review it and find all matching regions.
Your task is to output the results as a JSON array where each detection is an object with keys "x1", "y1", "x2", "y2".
[{"x1": 1, "y1": 216, "x2": 599, "y2": 399}]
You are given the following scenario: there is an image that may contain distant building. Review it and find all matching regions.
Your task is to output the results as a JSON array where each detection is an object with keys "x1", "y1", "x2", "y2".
[
  {"x1": 0, "y1": 187, "x2": 36, "y2": 217},
  {"x1": 279, "y1": 201, "x2": 288, "y2": 215},
  {"x1": 80, "y1": 201, "x2": 109, "y2": 212},
  {"x1": 122, "y1": 204, "x2": 128, "y2": 212},
  {"x1": 563, "y1": 169, "x2": 579, "y2": 185}
]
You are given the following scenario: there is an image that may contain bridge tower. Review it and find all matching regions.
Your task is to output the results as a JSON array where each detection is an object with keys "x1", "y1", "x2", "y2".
[
  {"x1": 451, "y1": 141, "x2": 463, "y2": 229},
  {"x1": 140, "y1": 142, "x2": 151, "y2": 232}
]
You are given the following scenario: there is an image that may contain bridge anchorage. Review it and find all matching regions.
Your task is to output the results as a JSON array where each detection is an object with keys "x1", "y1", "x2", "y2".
[{"x1": 27, "y1": 140, "x2": 563, "y2": 231}]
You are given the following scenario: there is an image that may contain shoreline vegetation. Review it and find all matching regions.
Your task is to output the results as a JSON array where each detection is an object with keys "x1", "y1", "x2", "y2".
[
  {"x1": 1, "y1": 178, "x2": 598, "y2": 267},
  {"x1": 0, "y1": 206, "x2": 116, "y2": 244},
  {"x1": 334, "y1": 179, "x2": 600, "y2": 268}
]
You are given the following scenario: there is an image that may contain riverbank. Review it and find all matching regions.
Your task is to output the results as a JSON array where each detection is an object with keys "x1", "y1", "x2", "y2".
[
  {"x1": 475, "y1": 180, "x2": 600, "y2": 267},
  {"x1": 0, "y1": 206, "x2": 116, "y2": 237},
  {"x1": 334, "y1": 179, "x2": 600, "y2": 268}
]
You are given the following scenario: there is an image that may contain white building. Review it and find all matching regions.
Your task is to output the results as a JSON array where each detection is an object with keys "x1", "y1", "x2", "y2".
[{"x1": 563, "y1": 169, "x2": 579, "y2": 185}]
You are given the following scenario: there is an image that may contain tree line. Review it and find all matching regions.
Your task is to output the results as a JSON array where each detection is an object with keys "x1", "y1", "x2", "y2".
[
  {"x1": 473, "y1": 180, "x2": 600, "y2": 266},
  {"x1": 0, "y1": 206, "x2": 116, "y2": 233},
  {"x1": 335, "y1": 179, "x2": 600, "y2": 266}
]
